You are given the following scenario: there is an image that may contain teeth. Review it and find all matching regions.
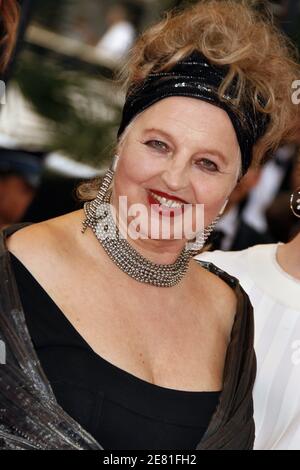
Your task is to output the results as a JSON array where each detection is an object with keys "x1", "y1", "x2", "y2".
[{"x1": 149, "y1": 191, "x2": 184, "y2": 208}]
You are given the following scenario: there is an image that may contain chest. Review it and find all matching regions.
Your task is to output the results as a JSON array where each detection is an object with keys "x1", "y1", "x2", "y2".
[
  {"x1": 30, "y1": 258, "x2": 229, "y2": 391},
  {"x1": 8, "y1": 229, "x2": 231, "y2": 392}
]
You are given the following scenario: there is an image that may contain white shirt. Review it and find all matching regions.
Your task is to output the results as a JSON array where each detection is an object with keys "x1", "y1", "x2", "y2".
[{"x1": 196, "y1": 244, "x2": 300, "y2": 450}]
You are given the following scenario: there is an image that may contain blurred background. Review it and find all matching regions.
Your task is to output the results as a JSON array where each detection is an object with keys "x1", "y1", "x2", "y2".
[{"x1": 0, "y1": 0, "x2": 300, "y2": 250}]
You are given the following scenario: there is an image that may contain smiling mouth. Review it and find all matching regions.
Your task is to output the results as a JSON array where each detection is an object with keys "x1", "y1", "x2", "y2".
[
  {"x1": 148, "y1": 190, "x2": 187, "y2": 209},
  {"x1": 148, "y1": 188, "x2": 190, "y2": 204}
]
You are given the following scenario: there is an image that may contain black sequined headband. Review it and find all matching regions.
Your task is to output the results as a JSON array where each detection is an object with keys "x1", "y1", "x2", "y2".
[{"x1": 117, "y1": 50, "x2": 270, "y2": 175}]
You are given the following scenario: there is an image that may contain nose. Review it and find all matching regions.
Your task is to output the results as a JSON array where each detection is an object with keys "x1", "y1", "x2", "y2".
[{"x1": 160, "y1": 156, "x2": 190, "y2": 193}]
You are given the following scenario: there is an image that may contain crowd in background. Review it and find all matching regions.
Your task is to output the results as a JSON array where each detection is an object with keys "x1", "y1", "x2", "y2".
[{"x1": 1, "y1": 0, "x2": 300, "y2": 250}]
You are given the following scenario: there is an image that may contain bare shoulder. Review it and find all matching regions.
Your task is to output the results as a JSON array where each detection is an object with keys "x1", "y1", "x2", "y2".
[
  {"x1": 191, "y1": 259, "x2": 237, "y2": 339},
  {"x1": 5, "y1": 210, "x2": 84, "y2": 265}
]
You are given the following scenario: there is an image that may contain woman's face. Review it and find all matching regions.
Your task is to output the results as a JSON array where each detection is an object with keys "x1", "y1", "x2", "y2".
[{"x1": 113, "y1": 96, "x2": 241, "y2": 249}]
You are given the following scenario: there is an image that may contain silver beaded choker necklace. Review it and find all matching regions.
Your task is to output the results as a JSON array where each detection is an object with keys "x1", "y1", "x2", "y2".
[{"x1": 81, "y1": 188, "x2": 197, "y2": 288}]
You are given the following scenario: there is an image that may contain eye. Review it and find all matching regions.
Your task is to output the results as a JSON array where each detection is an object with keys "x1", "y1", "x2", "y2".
[
  {"x1": 195, "y1": 158, "x2": 219, "y2": 173},
  {"x1": 143, "y1": 140, "x2": 169, "y2": 152}
]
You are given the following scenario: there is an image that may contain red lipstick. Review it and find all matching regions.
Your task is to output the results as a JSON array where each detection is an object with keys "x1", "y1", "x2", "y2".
[
  {"x1": 148, "y1": 189, "x2": 188, "y2": 204},
  {"x1": 147, "y1": 191, "x2": 185, "y2": 218}
]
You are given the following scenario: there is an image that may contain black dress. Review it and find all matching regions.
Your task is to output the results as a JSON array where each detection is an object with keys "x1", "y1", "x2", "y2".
[{"x1": 9, "y1": 252, "x2": 221, "y2": 450}]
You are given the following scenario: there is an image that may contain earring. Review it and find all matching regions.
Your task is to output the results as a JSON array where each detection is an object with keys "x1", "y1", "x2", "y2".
[
  {"x1": 186, "y1": 199, "x2": 227, "y2": 252},
  {"x1": 219, "y1": 198, "x2": 229, "y2": 216},
  {"x1": 290, "y1": 187, "x2": 300, "y2": 218},
  {"x1": 186, "y1": 214, "x2": 221, "y2": 253},
  {"x1": 81, "y1": 154, "x2": 119, "y2": 233}
]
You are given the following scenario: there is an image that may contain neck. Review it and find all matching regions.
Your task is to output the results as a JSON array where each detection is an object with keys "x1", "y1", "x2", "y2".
[
  {"x1": 128, "y1": 236, "x2": 187, "y2": 265},
  {"x1": 276, "y1": 232, "x2": 300, "y2": 281}
]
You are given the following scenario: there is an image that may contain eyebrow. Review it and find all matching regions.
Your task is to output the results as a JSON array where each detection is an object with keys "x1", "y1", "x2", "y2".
[{"x1": 143, "y1": 127, "x2": 228, "y2": 163}]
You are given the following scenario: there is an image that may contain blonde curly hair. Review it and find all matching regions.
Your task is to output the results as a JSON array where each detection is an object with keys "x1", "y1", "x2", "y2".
[{"x1": 75, "y1": 0, "x2": 300, "y2": 203}]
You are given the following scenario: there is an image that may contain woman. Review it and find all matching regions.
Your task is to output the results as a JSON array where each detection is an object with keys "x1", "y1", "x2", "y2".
[
  {"x1": 198, "y1": 187, "x2": 300, "y2": 450},
  {"x1": 0, "y1": 0, "x2": 299, "y2": 450}
]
